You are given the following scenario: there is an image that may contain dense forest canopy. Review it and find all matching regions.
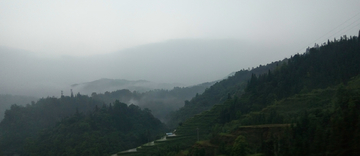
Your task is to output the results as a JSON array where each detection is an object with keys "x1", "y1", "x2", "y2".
[
  {"x1": 167, "y1": 59, "x2": 285, "y2": 128},
  {"x1": 0, "y1": 95, "x2": 166, "y2": 155},
  {"x1": 0, "y1": 94, "x2": 104, "y2": 155},
  {"x1": 0, "y1": 94, "x2": 37, "y2": 120},
  {"x1": 25, "y1": 100, "x2": 166, "y2": 156}
]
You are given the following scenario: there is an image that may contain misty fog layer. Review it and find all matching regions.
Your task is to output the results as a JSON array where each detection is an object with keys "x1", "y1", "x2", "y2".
[
  {"x1": 0, "y1": 39, "x2": 286, "y2": 97},
  {"x1": 72, "y1": 78, "x2": 186, "y2": 95}
]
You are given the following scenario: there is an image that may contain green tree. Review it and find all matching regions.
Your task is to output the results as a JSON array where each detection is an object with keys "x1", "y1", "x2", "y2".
[{"x1": 232, "y1": 135, "x2": 248, "y2": 156}]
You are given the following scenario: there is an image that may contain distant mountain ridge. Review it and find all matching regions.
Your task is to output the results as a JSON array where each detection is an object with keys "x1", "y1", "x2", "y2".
[
  {"x1": 71, "y1": 78, "x2": 186, "y2": 95},
  {"x1": 71, "y1": 78, "x2": 149, "y2": 87},
  {"x1": 0, "y1": 39, "x2": 286, "y2": 97}
]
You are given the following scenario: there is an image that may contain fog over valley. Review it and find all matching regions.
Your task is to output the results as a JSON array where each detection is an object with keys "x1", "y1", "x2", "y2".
[{"x1": 0, "y1": 39, "x2": 286, "y2": 97}]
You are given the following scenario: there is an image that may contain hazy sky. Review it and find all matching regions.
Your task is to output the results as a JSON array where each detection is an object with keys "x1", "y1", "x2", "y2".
[{"x1": 1, "y1": 0, "x2": 359, "y2": 57}]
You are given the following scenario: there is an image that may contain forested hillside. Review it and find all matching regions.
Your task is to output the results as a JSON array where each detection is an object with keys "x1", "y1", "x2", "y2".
[
  {"x1": 137, "y1": 34, "x2": 360, "y2": 155},
  {"x1": 167, "y1": 59, "x2": 285, "y2": 128},
  {"x1": 0, "y1": 94, "x2": 37, "y2": 120},
  {"x1": 0, "y1": 94, "x2": 166, "y2": 156},
  {"x1": 170, "y1": 35, "x2": 360, "y2": 129},
  {"x1": 0, "y1": 75, "x2": 213, "y2": 156},
  {"x1": 25, "y1": 100, "x2": 166, "y2": 156},
  {"x1": 0, "y1": 94, "x2": 104, "y2": 155}
]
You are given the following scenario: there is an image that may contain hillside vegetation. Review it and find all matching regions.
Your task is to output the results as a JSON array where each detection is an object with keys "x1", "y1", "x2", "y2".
[
  {"x1": 25, "y1": 100, "x2": 166, "y2": 156},
  {"x1": 167, "y1": 60, "x2": 284, "y2": 128},
  {"x1": 0, "y1": 95, "x2": 166, "y2": 156},
  {"x1": 0, "y1": 94, "x2": 105, "y2": 155},
  {"x1": 130, "y1": 34, "x2": 360, "y2": 155},
  {"x1": 0, "y1": 94, "x2": 37, "y2": 120}
]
